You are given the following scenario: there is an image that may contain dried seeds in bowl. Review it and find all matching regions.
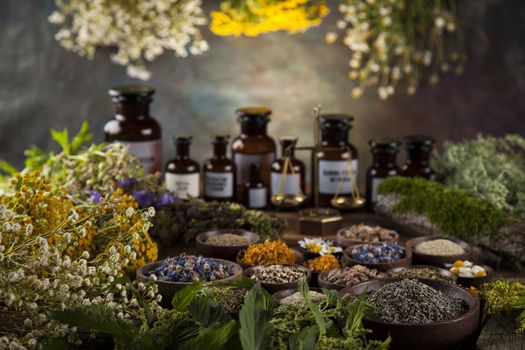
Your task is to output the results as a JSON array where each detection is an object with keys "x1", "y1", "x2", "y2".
[
  {"x1": 387, "y1": 267, "x2": 455, "y2": 283},
  {"x1": 250, "y1": 265, "x2": 305, "y2": 284},
  {"x1": 339, "y1": 224, "x2": 398, "y2": 243},
  {"x1": 280, "y1": 291, "x2": 325, "y2": 307},
  {"x1": 414, "y1": 239, "x2": 465, "y2": 256},
  {"x1": 149, "y1": 255, "x2": 233, "y2": 282},
  {"x1": 206, "y1": 233, "x2": 255, "y2": 246},
  {"x1": 324, "y1": 265, "x2": 383, "y2": 286}
]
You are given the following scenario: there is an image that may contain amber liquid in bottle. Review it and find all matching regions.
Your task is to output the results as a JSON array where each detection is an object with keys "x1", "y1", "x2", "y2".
[
  {"x1": 203, "y1": 134, "x2": 236, "y2": 202},
  {"x1": 314, "y1": 114, "x2": 359, "y2": 208},
  {"x1": 244, "y1": 163, "x2": 267, "y2": 209},
  {"x1": 402, "y1": 135, "x2": 436, "y2": 180},
  {"x1": 165, "y1": 136, "x2": 200, "y2": 199},
  {"x1": 104, "y1": 85, "x2": 162, "y2": 174},
  {"x1": 366, "y1": 140, "x2": 401, "y2": 212},
  {"x1": 271, "y1": 136, "x2": 306, "y2": 197},
  {"x1": 231, "y1": 107, "x2": 276, "y2": 202}
]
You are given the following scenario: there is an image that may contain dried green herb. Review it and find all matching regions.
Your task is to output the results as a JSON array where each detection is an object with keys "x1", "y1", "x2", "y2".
[{"x1": 483, "y1": 280, "x2": 525, "y2": 333}]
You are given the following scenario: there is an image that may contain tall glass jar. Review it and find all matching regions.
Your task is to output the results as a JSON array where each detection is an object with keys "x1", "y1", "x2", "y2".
[
  {"x1": 366, "y1": 140, "x2": 401, "y2": 211},
  {"x1": 271, "y1": 136, "x2": 305, "y2": 197},
  {"x1": 402, "y1": 135, "x2": 436, "y2": 180},
  {"x1": 314, "y1": 114, "x2": 358, "y2": 208},
  {"x1": 104, "y1": 85, "x2": 162, "y2": 174},
  {"x1": 203, "y1": 134, "x2": 236, "y2": 202},
  {"x1": 165, "y1": 136, "x2": 200, "y2": 199},
  {"x1": 231, "y1": 107, "x2": 276, "y2": 202}
]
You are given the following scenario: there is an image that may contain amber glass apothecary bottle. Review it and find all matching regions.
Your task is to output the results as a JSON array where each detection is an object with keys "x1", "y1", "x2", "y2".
[
  {"x1": 104, "y1": 85, "x2": 162, "y2": 174},
  {"x1": 402, "y1": 135, "x2": 436, "y2": 180},
  {"x1": 271, "y1": 136, "x2": 306, "y2": 197},
  {"x1": 231, "y1": 107, "x2": 276, "y2": 202},
  {"x1": 203, "y1": 134, "x2": 236, "y2": 202},
  {"x1": 165, "y1": 136, "x2": 200, "y2": 199},
  {"x1": 366, "y1": 140, "x2": 401, "y2": 212},
  {"x1": 314, "y1": 114, "x2": 359, "y2": 208},
  {"x1": 244, "y1": 163, "x2": 268, "y2": 209}
]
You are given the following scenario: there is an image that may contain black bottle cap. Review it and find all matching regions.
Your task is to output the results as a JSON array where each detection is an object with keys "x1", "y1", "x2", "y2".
[
  {"x1": 279, "y1": 136, "x2": 298, "y2": 147},
  {"x1": 404, "y1": 135, "x2": 436, "y2": 150},
  {"x1": 236, "y1": 107, "x2": 272, "y2": 123},
  {"x1": 212, "y1": 134, "x2": 230, "y2": 144},
  {"x1": 109, "y1": 85, "x2": 155, "y2": 103},
  {"x1": 369, "y1": 140, "x2": 401, "y2": 153},
  {"x1": 318, "y1": 114, "x2": 354, "y2": 129},
  {"x1": 174, "y1": 135, "x2": 192, "y2": 144}
]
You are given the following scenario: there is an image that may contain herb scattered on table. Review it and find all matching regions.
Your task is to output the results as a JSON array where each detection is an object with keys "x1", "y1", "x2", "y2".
[{"x1": 483, "y1": 279, "x2": 525, "y2": 333}]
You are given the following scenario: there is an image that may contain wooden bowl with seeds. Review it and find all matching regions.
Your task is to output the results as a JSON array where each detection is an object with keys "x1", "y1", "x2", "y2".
[
  {"x1": 273, "y1": 287, "x2": 325, "y2": 306},
  {"x1": 406, "y1": 236, "x2": 472, "y2": 267},
  {"x1": 343, "y1": 243, "x2": 411, "y2": 272},
  {"x1": 386, "y1": 265, "x2": 457, "y2": 284},
  {"x1": 196, "y1": 229, "x2": 260, "y2": 261},
  {"x1": 243, "y1": 264, "x2": 311, "y2": 294}
]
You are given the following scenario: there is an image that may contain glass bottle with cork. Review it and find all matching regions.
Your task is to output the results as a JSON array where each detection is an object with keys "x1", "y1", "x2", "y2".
[
  {"x1": 271, "y1": 136, "x2": 306, "y2": 202},
  {"x1": 104, "y1": 85, "x2": 162, "y2": 174},
  {"x1": 314, "y1": 114, "x2": 359, "y2": 208},
  {"x1": 402, "y1": 135, "x2": 436, "y2": 180},
  {"x1": 165, "y1": 136, "x2": 200, "y2": 199},
  {"x1": 244, "y1": 163, "x2": 267, "y2": 209},
  {"x1": 203, "y1": 134, "x2": 236, "y2": 202},
  {"x1": 366, "y1": 140, "x2": 401, "y2": 211},
  {"x1": 231, "y1": 107, "x2": 276, "y2": 202}
]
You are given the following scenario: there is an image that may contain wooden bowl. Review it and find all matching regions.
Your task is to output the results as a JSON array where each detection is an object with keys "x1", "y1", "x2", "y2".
[
  {"x1": 406, "y1": 236, "x2": 472, "y2": 267},
  {"x1": 273, "y1": 287, "x2": 324, "y2": 304},
  {"x1": 455, "y1": 265, "x2": 494, "y2": 290},
  {"x1": 340, "y1": 278, "x2": 481, "y2": 350},
  {"x1": 196, "y1": 229, "x2": 260, "y2": 261},
  {"x1": 243, "y1": 264, "x2": 311, "y2": 294},
  {"x1": 336, "y1": 226, "x2": 399, "y2": 248},
  {"x1": 386, "y1": 265, "x2": 457, "y2": 284},
  {"x1": 236, "y1": 249, "x2": 304, "y2": 269},
  {"x1": 136, "y1": 258, "x2": 243, "y2": 309},
  {"x1": 317, "y1": 267, "x2": 384, "y2": 291},
  {"x1": 343, "y1": 243, "x2": 411, "y2": 272}
]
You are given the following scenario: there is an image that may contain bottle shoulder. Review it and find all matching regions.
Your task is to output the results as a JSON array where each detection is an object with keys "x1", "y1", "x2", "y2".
[
  {"x1": 104, "y1": 116, "x2": 161, "y2": 141},
  {"x1": 166, "y1": 159, "x2": 200, "y2": 173},
  {"x1": 232, "y1": 135, "x2": 276, "y2": 153}
]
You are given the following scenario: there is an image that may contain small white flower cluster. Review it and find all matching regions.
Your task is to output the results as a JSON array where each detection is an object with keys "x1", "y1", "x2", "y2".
[
  {"x1": 327, "y1": 0, "x2": 467, "y2": 99},
  {"x1": 49, "y1": 0, "x2": 209, "y2": 80}
]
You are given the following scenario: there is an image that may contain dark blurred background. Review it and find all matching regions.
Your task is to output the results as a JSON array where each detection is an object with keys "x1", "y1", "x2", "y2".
[{"x1": 1, "y1": 0, "x2": 524, "y2": 185}]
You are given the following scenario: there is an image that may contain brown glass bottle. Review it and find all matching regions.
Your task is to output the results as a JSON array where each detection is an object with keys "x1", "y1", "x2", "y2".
[
  {"x1": 231, "y1": 107, "x2": 276, "y2": 202},
  {"x1": 203, "y1": 134, "x2": 236, "y2": 202},
  {"x1": 402, "y1": 135, "x2": 436, "y2": 180},
  {"x1": 165, "y1": 136, "x2": 200, "y2": 199},
  {"x1": 244, "y1": 163, "x2": 267, "y2": 209},
  {"x1": 104, "y1": 85, "x2": 162, "y2": 174},
  {"x1": 271, "y1": 137, "x2": 306, "y2": 197},
  {"x1": 314, "y1": 114, "x2": 359, "y2": 208},
  {"x1": 366, "y1": 140, "x2": 401, "y2": 212}
]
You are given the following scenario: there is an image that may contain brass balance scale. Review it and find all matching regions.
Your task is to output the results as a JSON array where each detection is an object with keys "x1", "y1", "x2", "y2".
[{"x1": 270, "y1": 105, "x2": 365, "y2": 211}]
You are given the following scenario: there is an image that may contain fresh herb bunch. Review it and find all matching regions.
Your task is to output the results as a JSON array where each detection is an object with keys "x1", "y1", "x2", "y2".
[
  {"x1": 151, "y1": 200, "x2": 283, "y2": 245},
  {"x1": 483, "y1": 280, "x2": 525, "y2": 334},
  {"x1": 432, "y1": 134, "x2": 525, "y2": 220},
  {"x1": 377, "y1": 176, "x2": 509, "y2": 239}
]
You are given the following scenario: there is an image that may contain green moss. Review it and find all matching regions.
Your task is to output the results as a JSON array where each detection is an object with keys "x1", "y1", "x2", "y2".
[{"x1": 377, "y1": 177, "x2": 510, "y2": 239}]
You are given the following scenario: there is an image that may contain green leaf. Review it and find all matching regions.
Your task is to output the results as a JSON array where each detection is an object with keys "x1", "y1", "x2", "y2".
[
  {"x1": 298, "y1": 277, "x2": 326, "y2": 336},
  {"x1": 24, "y1": 146, "x2": 48, "y2": 171},
  {"x1": 239, "y1": 283, "x2": 277, "y2": 350},
  {"x1": 289, "y1": 324, "x2": 319, "y2": 350},
  {"x1": 190, "y1": 321, "x2": 240, "y2": 350},
  {"x1": 70, "y1": 121, "x2": 93, "y2": 154},
  {"x1": 130, "y1": 285, "x2": 156, "y2": 327},
  {"x1": 172, "y1": 280, "x2": 204, "y2": 312},
  {"x1": 321, "y1": 288, "x2": 339, "y2": 306},
  {"x1": 187, "y1": 295, "x2": 232, "y2": 328},
  {"x1": 51, "y1": 127, "x2": 70, "y2": 153},
  {"x1": 215, "y1": 276, "x2": 255, "y2": 290},
  {"x1": 0, "y1": 160, "x2": 17, "y2": 176}
]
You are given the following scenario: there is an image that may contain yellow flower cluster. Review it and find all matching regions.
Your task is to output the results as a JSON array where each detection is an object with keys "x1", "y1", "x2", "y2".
[
  {"x1": 210, "y1": 0, "x2": 329, "y2": 37},
  {"x1": 304, "y1": 254, "x2": 341, "y2": 272}
]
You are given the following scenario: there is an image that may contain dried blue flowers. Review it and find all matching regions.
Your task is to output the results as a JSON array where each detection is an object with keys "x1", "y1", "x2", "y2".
[
  {"x1": 350, "y1": 242, "x2": 405, "y2": 264},
  {"x1": 149, "y1": 255, "x2": 234, "y2": 282}
]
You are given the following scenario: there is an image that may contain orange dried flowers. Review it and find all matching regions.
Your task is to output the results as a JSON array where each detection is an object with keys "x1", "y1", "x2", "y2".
[
  {"x1": 304, "y1": 254, "x2": 341, "y2": 272},
  {"x1": 241, "y1": 240, "x2": 297, "y2": 266}
]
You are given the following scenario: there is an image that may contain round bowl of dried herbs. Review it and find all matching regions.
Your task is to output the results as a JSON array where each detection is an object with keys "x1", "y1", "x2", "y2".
[
  {"x1": 273, "y1": 287, "x2": 326, "y2": 307},
  {"x1": 406, "y1": 236, "x2": 472, "y2": 267},
  {"x1": 243, "y1": 264, "x2": 311, "y2": 294},
  {"x1": 336, "y1": 223, "x2": 399, "y2": 248},
  {"x1": 341, "y1": 278, "x2": 480, "y2": 350},
  {"x1": 196, "y1": 229, "x2": 260, "y2": 261},
  {"x1": 136, "y1": 255, "x2": 243, "y2": 308},
  {"x1": 343, "y1": 242, "x2": 411, "y2": 272},
  {"x1": 236, "y1": 240, "x2": 303, "y2": 269},
  {"x1": 386, "y1": 265, "x2": 457, "y2": 284},
  {"x1": 318, "y1": 265, "x2": 384, "y2": 291}
]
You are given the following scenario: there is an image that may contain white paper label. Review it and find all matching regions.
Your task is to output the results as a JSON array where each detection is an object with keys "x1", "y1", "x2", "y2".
[
  {"x1": 318, "y1": 159, "x2": 359, "y2": 194},
  {"x1": 271, "y1": 173, "x2": 301, "y2": 196},
  {"x1": 165, "y1": 173, "x2": 200, "y2": 199},
  {"x1": 116, "y1": 140, "x2": 161, "y2": 174},
  {"x1": 234, "y1": 152, "x2": 275, "y2": 185},
  {"x1": 204, "y1": 172, "x2": 234, "y2": 198},
  {"x1": 371, "y1": 177, "x2": 386, "y2": 203},
  {"x1": 248, "y1": 187, "x2": 267, "y2": 209}
]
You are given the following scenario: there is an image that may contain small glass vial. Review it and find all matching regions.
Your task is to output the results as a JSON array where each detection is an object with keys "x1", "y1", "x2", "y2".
[
  {"x1": 232, "y1": 107, "x2": 276, "y2": 202},
  {"x1": 271, "y1": 136, "x2": 305, "y2": 197},
  {"x1": 314, "y1": 114, "x2": 359, "y2": 208},
  {"x1": 244, "y1": 163, "x2": 267, "y2": 210},
  {"x1": 203, "y1": 134, "x2": 236, "y2": 202},
  {"x1": 165, "y1": 136, "x2": 200, "y2": 199},
  {"x1": 104, "y1": 85, "x2": 162, "y2": 174},
  {"x1": 366, "y1": 140, "x2": 401, "y2": 211},
  {"x1": 402, "y1": 135, "x2": 436, "y2": 180}
]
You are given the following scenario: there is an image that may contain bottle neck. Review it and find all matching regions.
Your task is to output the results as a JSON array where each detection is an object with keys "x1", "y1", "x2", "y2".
[
  {"x1": 373, "y1": 153, "x2": 397, "y2": 167},
  {"x1": 281, "y1": 147, "x2": 295, "y2": 158},
  {"x1": 116, "y1": 101, "x2": 150, "y2": 120},
  {"x1": 213, "y1": 143, "x2": 228, "y2": 158},
  {"x1": 176, "y1": 144, "x2": 190, "y2": 160},
  {"x1": 407, "y1": 149, "x2": 431, "y2": 165},
  {"x1": 241, "y1": 122, "x2": 268, "y2": 136},
  {"x1": 320, "y1": 128, "x2": 349, "y2": 147}
]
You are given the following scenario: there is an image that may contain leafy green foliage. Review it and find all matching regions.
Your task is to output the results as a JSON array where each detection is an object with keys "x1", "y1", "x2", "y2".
[
  {"x1": 432, "y1": 134, "x2": 525, "y2": 219},
  {"x1": 172, "y1": 280, "x2": 205, "y2": 312},
  {"x1": 188, "y1": 295, "x2": 232, "y2": 328},
  {"x1": 190, "y1": 321, "x2": 240, "y2": 350},
  {"x1": 483, "y1": 280, "x2": 525, "y2": 333},
  {"x1": 377, "y1": 176, "x2": 510, "y2": 239}
]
